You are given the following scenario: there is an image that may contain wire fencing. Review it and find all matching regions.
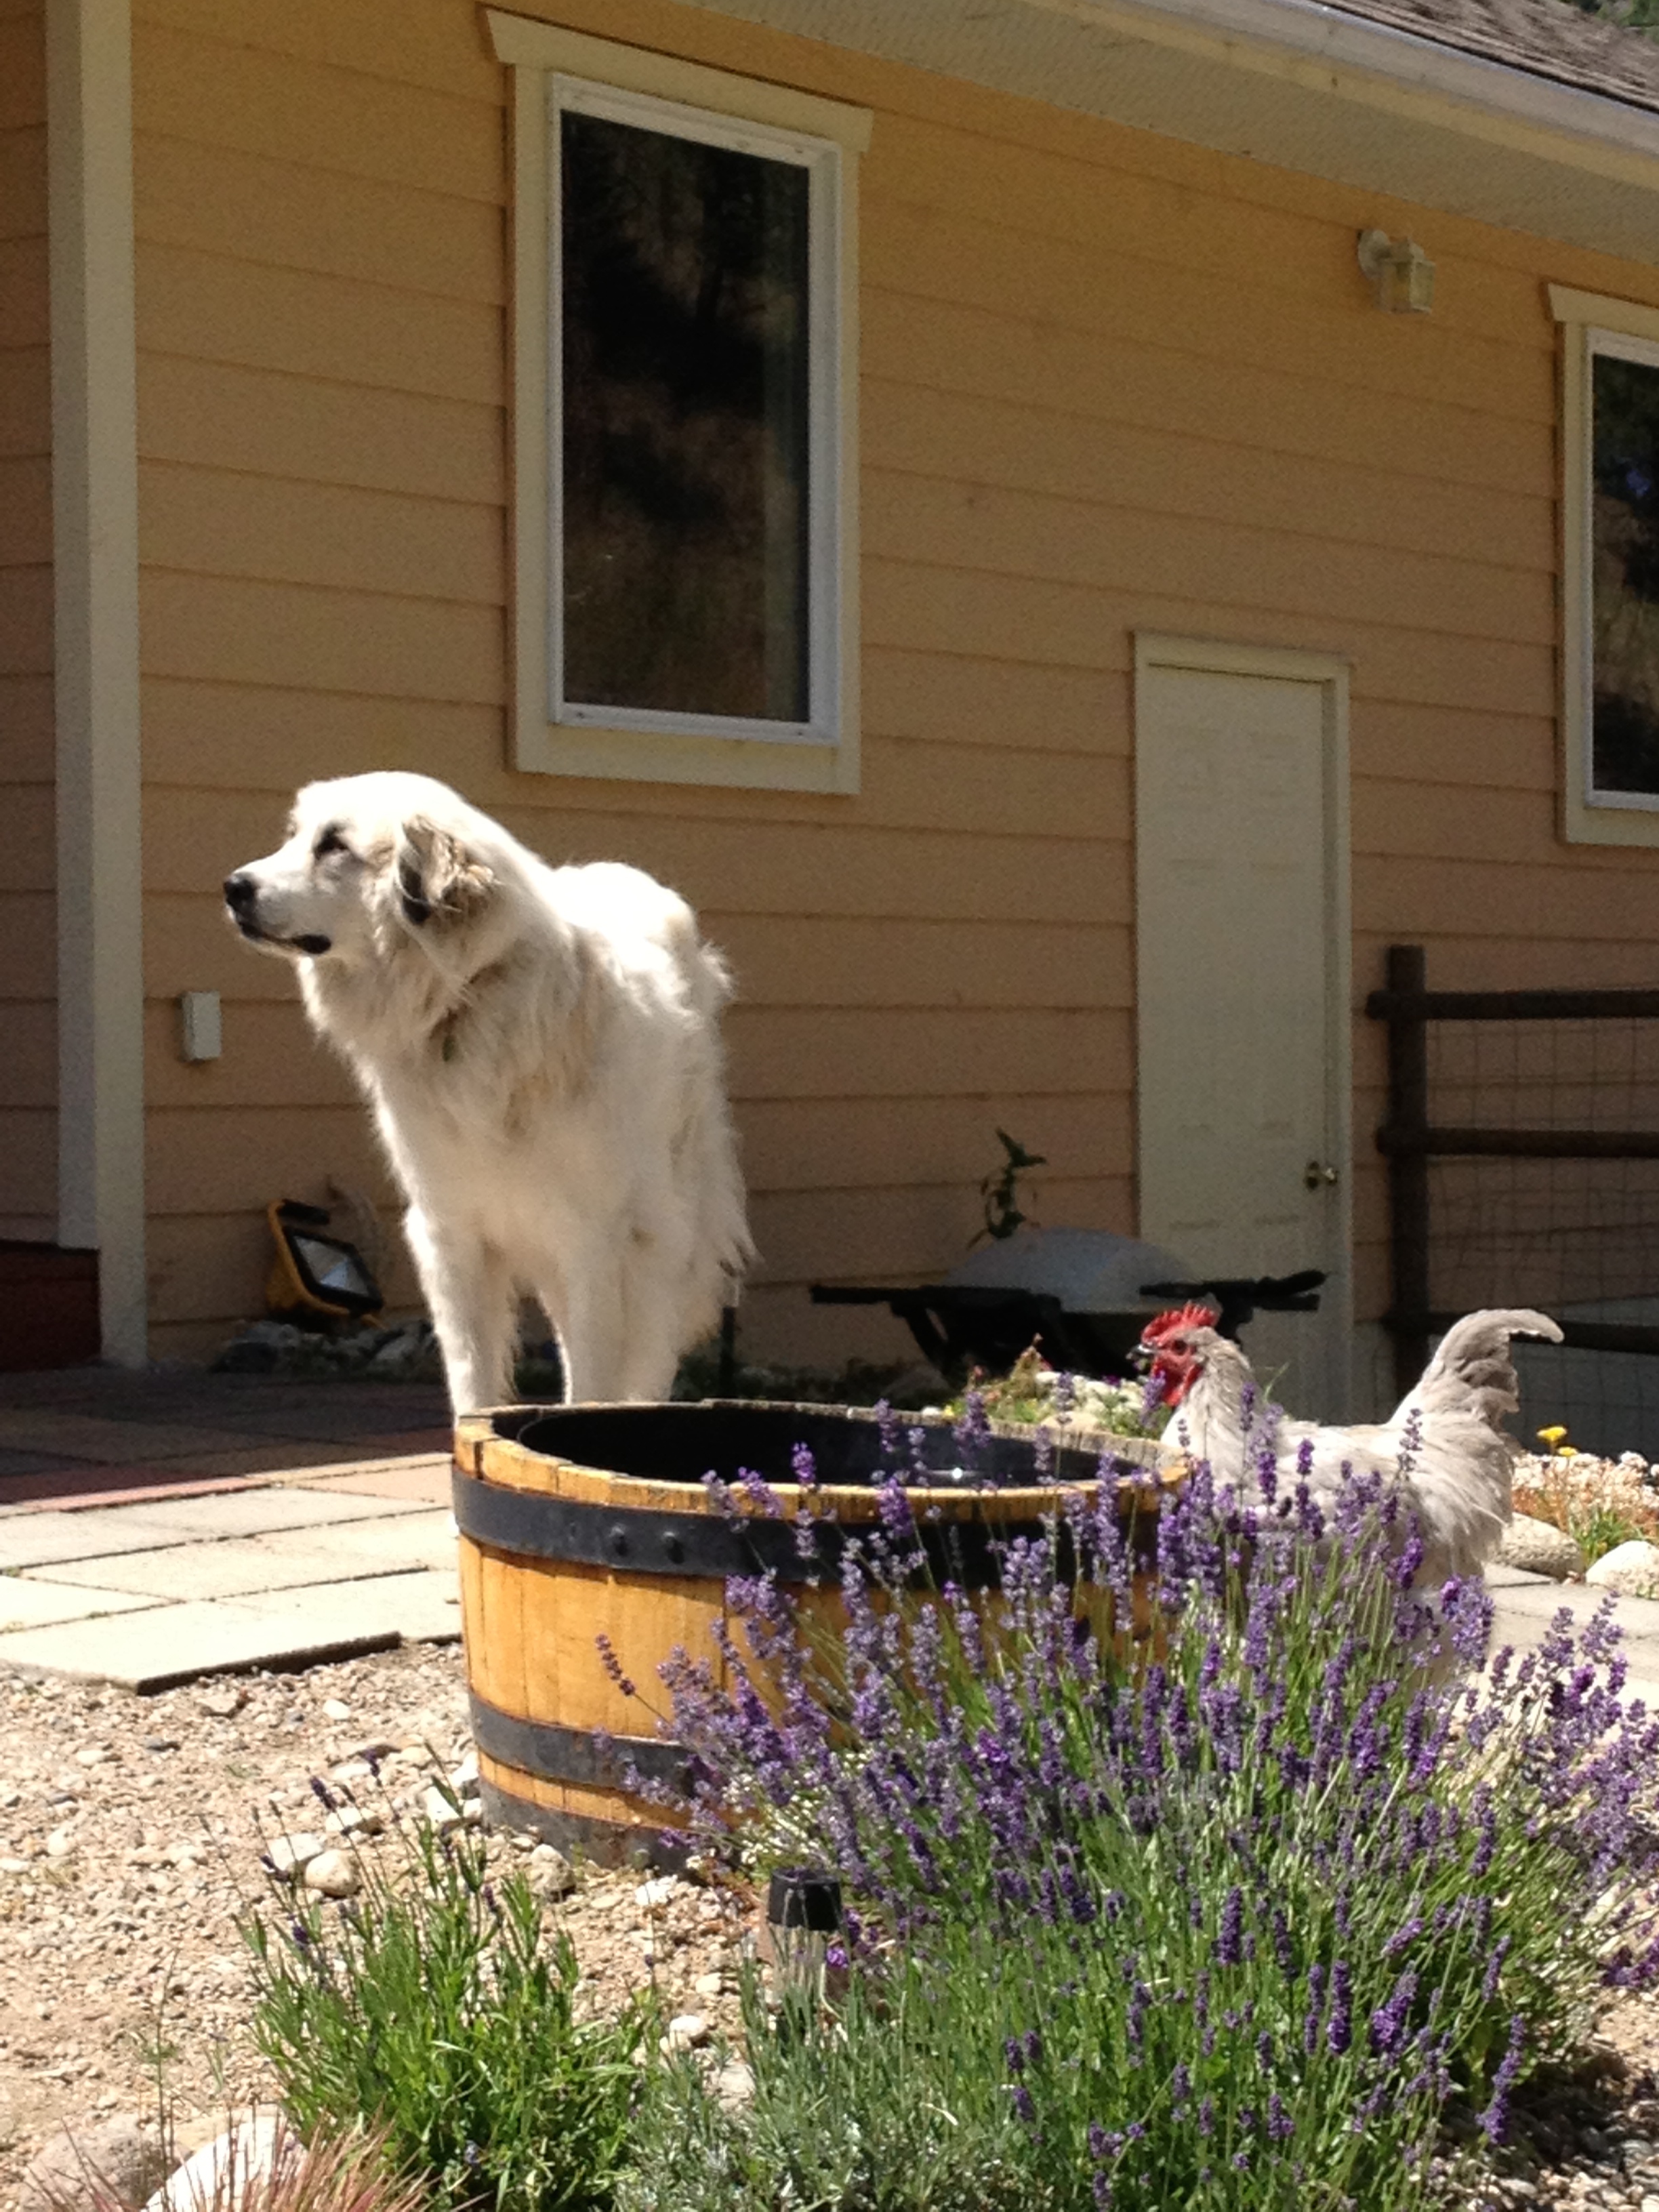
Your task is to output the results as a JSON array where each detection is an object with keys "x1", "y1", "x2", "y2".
[{"x1": 1369, "y1": 945, "x2": 1659, "y2": 1456}]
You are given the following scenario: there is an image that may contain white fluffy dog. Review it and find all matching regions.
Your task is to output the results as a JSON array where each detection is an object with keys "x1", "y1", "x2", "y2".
[{"x1": 225, "y1": 772, "x2": 751, "y2": 1412}]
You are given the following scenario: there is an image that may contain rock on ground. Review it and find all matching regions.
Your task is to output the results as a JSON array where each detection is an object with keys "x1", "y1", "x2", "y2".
[
  {"x1": 300, "y1": 1850, "x2": 358, "y2": 1899},
  {"x1": 1498, "y1": 1514, "x2": 1586, "y2": 1580},
  {"x1": 143, "y1": 2114, "x2": 291, "y2": 2212},
  {"x1": 1588, "y1": 1540, "x2": 1659, "y2": 1599},
  {"x1": 20, "y1": 2116, "x2": 168, "y2": 2209}
]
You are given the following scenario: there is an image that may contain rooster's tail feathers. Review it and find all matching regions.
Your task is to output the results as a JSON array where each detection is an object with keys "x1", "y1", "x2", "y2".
[{"x1": 1404, "y1": 1307, "x2": 1563, "y2": 1427}]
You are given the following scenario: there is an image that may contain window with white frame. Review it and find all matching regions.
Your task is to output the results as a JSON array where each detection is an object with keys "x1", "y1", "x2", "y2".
[
  {"x1": 1553, "y1": 286, "x2": 1659, "y2": 846},
  {"x1": 489, "y1": 16, "x2": 869, "y2": 792},
  {"x1": 1583, "y1": 335, "x2": 1659, "y2": 804}
]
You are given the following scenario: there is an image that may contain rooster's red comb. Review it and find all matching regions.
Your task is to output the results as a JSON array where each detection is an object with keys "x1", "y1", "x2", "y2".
[{"x1": 1141, "y1": 1301, "x2": 1219, "y2": 1344}]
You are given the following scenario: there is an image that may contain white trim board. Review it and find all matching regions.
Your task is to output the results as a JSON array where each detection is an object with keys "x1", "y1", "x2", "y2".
[
  {"x1": 46, "y1": 0, "x2": 146, "y2": 1364},
  {"x1": 1551, "y1": 283, "x2": 1659, "y2": 849},
  {"x1": 488, "y1": 12, "x2": 869, "y2": 792}
]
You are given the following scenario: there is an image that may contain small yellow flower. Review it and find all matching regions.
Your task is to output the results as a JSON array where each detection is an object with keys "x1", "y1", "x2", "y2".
[{"x1": 1538, "y1": 1425, "x2": 1569, "y2": 1449}]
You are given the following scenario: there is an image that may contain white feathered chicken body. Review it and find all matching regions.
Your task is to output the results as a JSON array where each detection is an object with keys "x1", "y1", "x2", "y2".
[{"x1": 1141, "y1": 1304, "x2": 1564, "y2": 1582}]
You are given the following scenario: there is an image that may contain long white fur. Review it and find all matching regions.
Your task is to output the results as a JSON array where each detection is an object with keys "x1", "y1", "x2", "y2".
[
  {"x1": 226, "y1": 772, "x2": 752, "y2": 1412},
  {"x1": 1156, "y1": 1307, "x2": 1563, "y2": 1584}
]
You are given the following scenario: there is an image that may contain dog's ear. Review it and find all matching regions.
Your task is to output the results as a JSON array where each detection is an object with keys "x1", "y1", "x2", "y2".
[{"x1": 392, "y1": 816, "x2": 495, "y2": 929}]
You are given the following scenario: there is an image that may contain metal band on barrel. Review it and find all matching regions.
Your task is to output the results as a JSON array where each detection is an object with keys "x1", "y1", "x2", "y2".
[
  {"x1": 468, "y1": 1690, "x2": 688, "y2": 1792},
  {"x1": 451, "y1": 1465, "x2": 1046, "y2": 1588}
]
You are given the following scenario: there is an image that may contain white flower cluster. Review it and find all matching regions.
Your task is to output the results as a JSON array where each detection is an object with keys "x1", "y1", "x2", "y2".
[
  {"x1": 1511, "y1": 1439, "x2": 1659, "y2": 1557},
  {"x1": 1033, "y1": 1373, "x2": 1155, "y2": 1433}
]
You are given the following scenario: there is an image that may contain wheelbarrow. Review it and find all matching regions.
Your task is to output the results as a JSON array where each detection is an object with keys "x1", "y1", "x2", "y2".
[{"x1": 811, "y1": 1227, "x2": 1326, "y2": 1383}]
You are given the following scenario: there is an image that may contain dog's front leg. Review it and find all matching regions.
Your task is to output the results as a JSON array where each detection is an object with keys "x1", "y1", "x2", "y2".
[
  {"x1": 551, "y1": 1233, "x2": 628, "y2": 1405},
  {"x1": 403, "y1": 1209, "x2": 517, "y2": 1414}
]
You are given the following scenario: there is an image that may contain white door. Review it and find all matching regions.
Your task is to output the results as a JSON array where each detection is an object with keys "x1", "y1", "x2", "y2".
[{"x1": 1134, "y1": 636, "x2": 1352, "y2": 1420}]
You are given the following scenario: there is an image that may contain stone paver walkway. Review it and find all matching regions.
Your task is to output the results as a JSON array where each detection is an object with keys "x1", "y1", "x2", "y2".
[
  {"x1": 0, "y1": 1366, "x2": 449, "y2": 1504},
  {"x1": 0, "y1": 1454, "x2": 456, "y2": 1687},
  {"x1": 0, "y1": 1367, "x2": 458, "y2": 1687}
]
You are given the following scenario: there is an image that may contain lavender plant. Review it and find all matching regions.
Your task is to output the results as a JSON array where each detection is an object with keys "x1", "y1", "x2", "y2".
[
  {"x1": 624, "y1": 1958, "x2": 1038, "y2": 2211},
  {"x1": 628, "y1": 1417, "x2": 1659, "y2": 2211},
  {"x1": 243, "y1": 1799, "x2": 645, "y2": 2211}
]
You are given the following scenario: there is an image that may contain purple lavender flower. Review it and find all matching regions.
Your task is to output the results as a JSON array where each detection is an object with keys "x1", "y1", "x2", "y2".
[
  {"x1": 953, "y1": 1389, "x2": 991, "y2": 1466},
  {"x1": 1368, "y1": 1968, "x2": 1418, "y2": 2058},
  {"x1": 873, "y1": 1399, "x2": 902, "y2": 1467},
  {"x1": 1383, "y1": 1914, "x2": 1424, "y2": 1961},
  {"x1": 1481, "y1": 1934, "x2": 1512, "y2": 2004},
  {"x1": 1479, "y1": 2015, "x2": 1525, "y2": 2142},
  {"x1": 874, "y1": 1475, "x2": 916, "y2": 1546},
  {"x1": 701, "y1": 1469, "x2": 738, "y2": 1521},
  {"x1": 594, "y1": 1633, "x2": 636, "y2": 1698},
  {"x1": 1326, "y1": 1961, "x2": 1353, "y2": 2055},
  {"x1": 1214, "y1": 1886, "x2": 1244, "y2": 1967},
  {"x1": 1270, "y1": 1906, "x2": 1294, "y2": 1975},
  {"x1": 736, "y1": 1464, "x2": 784, "y2": 1518}
]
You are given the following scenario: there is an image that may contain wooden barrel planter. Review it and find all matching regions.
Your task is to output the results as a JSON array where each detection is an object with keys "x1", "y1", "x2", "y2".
[{"x1": 453, "y1": 1402, "x2": 1172, "y2": 1865}]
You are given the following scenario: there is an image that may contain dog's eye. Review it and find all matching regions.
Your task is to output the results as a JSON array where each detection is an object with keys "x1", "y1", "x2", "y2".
[{"x1": 313, "y1": 827, "x2": 348, "y2": 860}]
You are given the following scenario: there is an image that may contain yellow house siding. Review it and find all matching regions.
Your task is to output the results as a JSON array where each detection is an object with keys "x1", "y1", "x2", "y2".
[
  {"x1": 0, "y1": 0, "x2": 55, "y2": 1242},
  {"x1": 128, "y1": 0, "x2": 1659, "y2": 1370}
]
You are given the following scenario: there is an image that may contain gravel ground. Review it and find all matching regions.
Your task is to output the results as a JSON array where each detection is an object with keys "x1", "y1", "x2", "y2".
[
  {"x1": 4, "y1": 1644, "x2": 1659, "y2": 2211},
  {"x1": 1450, "y1": 2030, "x2": 1659, "y2": 2211},
  {"x1": 0, "y1": 1647, "x2": 753, "y2": 2208}
]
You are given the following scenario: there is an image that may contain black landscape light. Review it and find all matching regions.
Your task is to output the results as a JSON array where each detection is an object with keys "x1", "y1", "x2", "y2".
[{"x1": 766, "y1": 1867, "x2": 844, "y2": 2003}]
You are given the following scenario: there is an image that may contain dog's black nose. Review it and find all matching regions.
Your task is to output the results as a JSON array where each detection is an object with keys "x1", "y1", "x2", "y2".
[{"x1": 224, "y1": 871, "x2": 255, "y2": 912}]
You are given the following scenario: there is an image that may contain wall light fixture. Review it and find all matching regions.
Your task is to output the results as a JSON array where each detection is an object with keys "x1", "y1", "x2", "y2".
[{"x1": 1357, "y1": 228, "x2": 1435, "y2": 314}]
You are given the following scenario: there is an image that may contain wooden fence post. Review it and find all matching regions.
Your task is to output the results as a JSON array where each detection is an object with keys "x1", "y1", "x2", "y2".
[{"x1": 1381, "y1": 944, "x2": 1431, "y2": 1397}]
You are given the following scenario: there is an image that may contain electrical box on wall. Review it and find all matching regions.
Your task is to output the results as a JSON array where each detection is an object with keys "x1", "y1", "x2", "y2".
[{"x1": 178, "y1": 990, "x2": 222, "y2": 1062}]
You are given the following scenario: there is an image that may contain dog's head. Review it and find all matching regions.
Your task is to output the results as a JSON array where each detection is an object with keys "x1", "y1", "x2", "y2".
[{"x1": 224, "y1": 773, "x2": 498, "y2": 966}]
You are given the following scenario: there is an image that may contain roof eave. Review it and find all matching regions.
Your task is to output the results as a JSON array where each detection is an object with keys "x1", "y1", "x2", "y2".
[
  {"x1": 678, "y1": 0, "x2": 1659, "y2": 258},
  {"x1": 1084, "y1": 0, "x2": 1659, "y2": 174}
]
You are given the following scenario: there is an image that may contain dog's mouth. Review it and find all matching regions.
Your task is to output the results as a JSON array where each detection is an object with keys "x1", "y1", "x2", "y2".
[{"x1": 230, "y1": 913, "x2": 332, "y2": 957}]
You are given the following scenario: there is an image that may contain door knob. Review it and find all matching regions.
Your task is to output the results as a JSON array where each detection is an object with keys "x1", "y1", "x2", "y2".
[{"x1": 1304, "y1": 1161, "x2": 1340, "y2": 1190}]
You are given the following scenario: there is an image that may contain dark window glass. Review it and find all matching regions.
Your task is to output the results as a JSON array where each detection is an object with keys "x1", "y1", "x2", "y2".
[
  {"x1": 560, "y1": 109, "x2": 812, "y2": 723},
  {"x1": 1592, "y1": 350, "x2": 1659, "y2": 797}
]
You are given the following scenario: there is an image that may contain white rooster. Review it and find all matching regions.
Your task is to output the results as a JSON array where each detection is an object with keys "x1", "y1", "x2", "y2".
[{"x1": 1138, "y1": 1302, "x2": 1563, "y2": 1582}]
